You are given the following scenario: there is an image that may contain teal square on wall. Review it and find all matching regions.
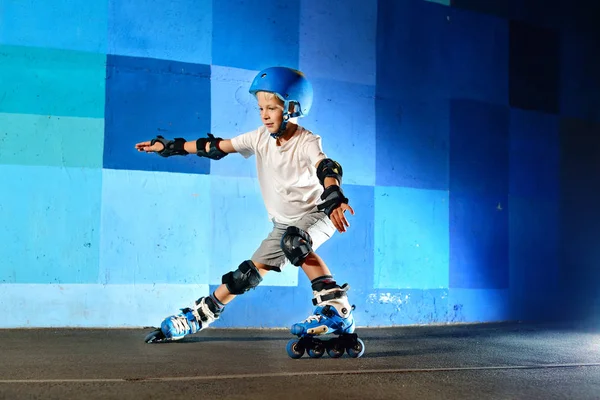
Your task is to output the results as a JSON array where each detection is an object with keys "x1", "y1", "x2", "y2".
[{"x1": 425, "y1": 0, "x2": 451, "y2": 5}]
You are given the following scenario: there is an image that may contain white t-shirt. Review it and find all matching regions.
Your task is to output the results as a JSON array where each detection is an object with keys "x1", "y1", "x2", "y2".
[{"x1": 230, "y1": 125, "x2": 327, "y2": 224}]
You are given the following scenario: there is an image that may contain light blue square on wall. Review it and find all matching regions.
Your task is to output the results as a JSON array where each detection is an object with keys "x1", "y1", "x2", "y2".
[
  {"x1": 0, "y1": 0, "x2": 107, "y2": 53},
  {"x1": 99, "y1": 169, "x2": 212, "y2": 285},
  {"x1": 0, "y1": 165, "x2": 102, "y2": 284},
  {"x1": 108, "y1": 0, "x2": 212, "y2": 65},
  {"x1": 209, "y1": 65, "x2": 260, "y2": 179},
  {"x1": 374, "y1": 186, "x2": 449, "y2": 289}
]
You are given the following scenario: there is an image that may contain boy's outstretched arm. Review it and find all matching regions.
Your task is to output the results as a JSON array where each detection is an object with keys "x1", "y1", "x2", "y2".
[
  {"x1": 135, "y1": 134, "x2": 238, "y2": 159},
  {"x1": 316, "y1": 159, "x2": 355, "y2": 233}
]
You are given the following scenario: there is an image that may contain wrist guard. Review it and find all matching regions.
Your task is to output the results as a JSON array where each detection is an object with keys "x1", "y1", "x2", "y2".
[
  {"x1": 317, "y1": 185, "x2": 349, "y2": 217},
  {"x1": 196, "y1": 133, "x2": 228, "y2": 160},
  {"x1": 151, "y1": 136, "x2": 188, "y2": 157}
]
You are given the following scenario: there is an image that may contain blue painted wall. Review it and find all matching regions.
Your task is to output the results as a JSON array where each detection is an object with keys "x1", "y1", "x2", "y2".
[{"x1": 0, "y1": 0, "x2": 598, "y2": 328}]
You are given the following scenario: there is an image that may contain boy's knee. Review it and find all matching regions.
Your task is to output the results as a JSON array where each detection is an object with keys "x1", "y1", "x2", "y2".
[
  {"x1": 281, "y1": 226, "x2": 313, "y2": 266},
  {"x1": 221, "y1": 260, "x2": 263, "y2": 295}
]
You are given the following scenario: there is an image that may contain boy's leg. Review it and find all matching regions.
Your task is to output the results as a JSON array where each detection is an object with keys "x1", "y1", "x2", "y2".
[
  {"x1": 291, "y1": 249, "x2": 364, "y2": 359},
  {"x1": 213, "y1": 261, "x2": 272, "y2": 304},
  {"x1": 281, "y1": 210, "x2": 356, "y2": 337},
  {"x1": 153, "y1": 220, "x2": 286, "y2": 342},
  {"x1": 301, "y1": 252, "x2": 332, "y2": 281},
  {"x1": 293, "y1": 252, "x2": 355, "y2": 336},
  {"x1": 157, "y1": 260, "x2": 272, "y2": 341}
]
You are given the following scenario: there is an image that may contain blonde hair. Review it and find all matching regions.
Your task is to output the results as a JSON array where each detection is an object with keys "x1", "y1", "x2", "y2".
[{"x1": 256, "y1": 91, "x2": 284, "y2": 105}]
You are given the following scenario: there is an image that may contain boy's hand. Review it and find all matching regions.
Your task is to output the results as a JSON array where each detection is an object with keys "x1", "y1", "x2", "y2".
[
  {"x1": 135, "y1": 140, "x2": 164, "y2": 153},
  {"x1": 330, "y1": 203, "x2": 354, "y2": 233}
]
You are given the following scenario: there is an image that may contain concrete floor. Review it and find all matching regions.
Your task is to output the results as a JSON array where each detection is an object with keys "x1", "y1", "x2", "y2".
[{"x1": 1, "y1": 321, "x2": 599, "y2": 399}]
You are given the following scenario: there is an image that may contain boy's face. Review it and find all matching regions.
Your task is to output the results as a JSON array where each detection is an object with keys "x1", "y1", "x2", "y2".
[{"x1": 256, "y1": 91, "x2": 285, "y2": 134}]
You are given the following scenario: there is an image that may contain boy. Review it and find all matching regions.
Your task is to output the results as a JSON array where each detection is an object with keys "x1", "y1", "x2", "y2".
[{"x1": 135, "y1": 67, "x2": 364, "y2": 358}]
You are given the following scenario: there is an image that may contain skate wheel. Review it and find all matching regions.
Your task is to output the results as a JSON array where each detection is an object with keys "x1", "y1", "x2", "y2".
[
  {"x1": 346, "y1": 338, "x2": 365, "y2": 358},
  {"x1": 144, "y1": 328, "x2": 166, "y2": 344},
  {"x1": 326, "y1": 342, "x2": 345, "y2": 358},
  {"x1": 307, "y1": 342, "x2": 325, "y2": 358},
  {"x1": 286, "y1": 339, "x2": 305, "y2": 359}
]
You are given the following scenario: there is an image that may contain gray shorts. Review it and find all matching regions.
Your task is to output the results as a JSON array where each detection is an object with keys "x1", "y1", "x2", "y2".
[{"x1": 252, "y1": 209, "x2": 336, "y2": 271}]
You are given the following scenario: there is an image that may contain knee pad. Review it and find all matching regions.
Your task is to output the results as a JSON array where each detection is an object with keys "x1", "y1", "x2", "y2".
[
  {"x1": 222, "y1": 260, "x2": 263, "y2": 295},
  {"x1": 280, "y1": 226, "x2": 313, "y2": 266}
]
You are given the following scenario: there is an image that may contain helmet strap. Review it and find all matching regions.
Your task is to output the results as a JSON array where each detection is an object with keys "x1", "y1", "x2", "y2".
[{"x1": 271, "y1": 114, "x2": 289, "y2": 139}]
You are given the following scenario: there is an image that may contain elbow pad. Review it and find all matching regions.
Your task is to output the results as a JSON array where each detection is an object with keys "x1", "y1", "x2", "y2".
[
  {"x1": 316, "y1": 158, "x2": 343, "y2": 186},
  {"x1": 196, "y1": 133, "x2": 228, "y2": 160}
]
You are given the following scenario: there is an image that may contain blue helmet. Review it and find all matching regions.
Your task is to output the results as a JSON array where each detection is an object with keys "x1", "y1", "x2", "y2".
[{"x1": 249, "y1": 66, "x2": 314, "y2": 119}]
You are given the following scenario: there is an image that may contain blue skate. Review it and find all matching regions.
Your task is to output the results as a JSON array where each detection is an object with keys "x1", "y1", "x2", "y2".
[
  {"x1": 144, "y1": 296, "x2": 221, "y2": 343},
  {"x1": 287, "y1": 283, "x2": 365, "y2": 359}
]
